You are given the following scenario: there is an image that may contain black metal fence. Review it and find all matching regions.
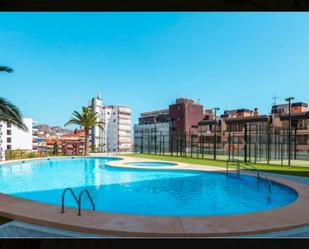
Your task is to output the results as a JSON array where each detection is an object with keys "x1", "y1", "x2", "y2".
[{"x1": 134, "y1": 124, "x2": 309, "y2": 166}]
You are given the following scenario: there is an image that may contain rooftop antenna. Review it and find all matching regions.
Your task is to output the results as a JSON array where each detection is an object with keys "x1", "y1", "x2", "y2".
[{"x1": 272, "y1": 95, "x2": 281, "y2": 105}]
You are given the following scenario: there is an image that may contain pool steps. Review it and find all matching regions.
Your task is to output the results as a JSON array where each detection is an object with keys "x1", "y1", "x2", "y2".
[{"x1": 226, "y1": 160, "x2": 272, "y2": 201}]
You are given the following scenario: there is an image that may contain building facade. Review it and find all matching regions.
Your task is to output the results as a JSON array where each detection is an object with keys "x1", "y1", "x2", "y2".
[
  {"x1": 0, "y1": 117, "x2": 33, "y2": 161},
  {"x1": 169, "y1": 98, "x2": 204, "y2": 135},
  {"x1": 133, "y1": 109, "x2": 170, "y2": 153},
  {"x1": 134, "y1": 98, "x2": 309, "y2": 161},
  {"x1": 134, "y1": 98, "x2": 206, "y2": 153},
  {"x1": 88, "y1": 93, "x2": 132, "y2": 152},
  {"x1": 45, "y1": 129, "x2": 85, "y2": 155}
]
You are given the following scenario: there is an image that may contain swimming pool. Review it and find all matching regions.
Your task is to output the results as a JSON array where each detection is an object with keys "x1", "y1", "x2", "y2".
[
  {"x1": 125, "y1": 161, "x2": 177, "y2": 167},
  {"x1": 0, "y1": 157, "x2": 298, "y2": 216}
]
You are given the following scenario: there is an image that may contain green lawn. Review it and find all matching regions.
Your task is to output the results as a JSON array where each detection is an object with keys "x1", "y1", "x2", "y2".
[{"x1": 124, "y1": 153, "x2": 309, "y2": 177}]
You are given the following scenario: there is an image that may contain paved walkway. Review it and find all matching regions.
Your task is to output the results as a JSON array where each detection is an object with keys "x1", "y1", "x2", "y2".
[{"x1": 0, "y1": 221, "x2": 110, "y2": 238}]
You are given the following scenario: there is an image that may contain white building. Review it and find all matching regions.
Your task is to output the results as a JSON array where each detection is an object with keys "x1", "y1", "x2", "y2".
[
  {"x1": 88, "y1": 93, "x2": 132, "y2": 152},
  {"x1": 0, "y1": 117, "x2": 33, "y2": 161}
]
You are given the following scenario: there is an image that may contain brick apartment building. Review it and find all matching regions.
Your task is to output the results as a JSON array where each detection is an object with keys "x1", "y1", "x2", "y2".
[
  {"x1": 169, "y1": 98, "x2": 204, "y2": 135},
  {"x1": 134, "y1": 98, "x2": 309, "y2": 159},
  {"x1": 134, "y1": 98, "x2": 205, "y2": 152}
]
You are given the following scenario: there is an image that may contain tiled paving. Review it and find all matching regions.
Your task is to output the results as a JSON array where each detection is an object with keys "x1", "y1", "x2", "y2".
[
  {"x1": 241, "y1": 225, "x2": 309, "y2": 237},
  {"x1": 0, "y1": 221, "x2": 109, "y2": 238}
]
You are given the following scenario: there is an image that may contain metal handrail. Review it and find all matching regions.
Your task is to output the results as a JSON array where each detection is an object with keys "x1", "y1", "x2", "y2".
[
  {"x1": 61, "y1": 188, "x2": 79, "y2": 213},
  {"x1": 226, "y1": 159, "x2": 241, "y2": 174},
  {"x1": 226, "y1": 160, "x2": 272, "y2": 202},
  {"x1": 240, "y1": 163, "x2": 260, "y2": 183},
  {"x1": 78, "y1": 189, "x2": 95, "y2": 216},
  {"x1": 240, "y1": 163, "x2": 272, "y2": 202},
  {"x1": 264, "y1": 177, "x2": 273, "y2": 202}
]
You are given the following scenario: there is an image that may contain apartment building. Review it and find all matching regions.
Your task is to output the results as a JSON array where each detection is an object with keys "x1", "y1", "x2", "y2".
[
  {"x1": 271, "y1": 102, "x2": 309, "y2": 155},
  {"x1": 134, "y1": 96, "x2": 309, "y2": 159},
  {"x1": 134, "y1": 109, "x2": 170, "y2": 152},
  {"x1": 45, "y1": 129, "x2": 85, "y2": 155},
  {"x1": 197, "y1": 102, "x2": 309, "y2": 158},
  {"x1": 88, "y1": 93, "x2": 132, "y2": 152},
  {"x1": 134, "y1": 98, "x2": 206, "y2": 152},
  {"x1": 169, "y1": 98, "x2": 205, "y2": 135},
  {"x1": 0, "y1": 117, "x2": 33, "y2": 161}
]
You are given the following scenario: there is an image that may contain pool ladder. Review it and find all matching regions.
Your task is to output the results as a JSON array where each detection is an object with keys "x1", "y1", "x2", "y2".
[
  {"x1": 226, "y1": 160, "x2": 272, "y2": 202},
  {"x1": 61, "y1": 188, "x2": 95, "y2": 216}
]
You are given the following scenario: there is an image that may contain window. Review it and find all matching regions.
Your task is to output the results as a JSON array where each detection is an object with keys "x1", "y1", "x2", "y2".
[
  {"x1": 113, "y1": 119, "x2": 116, "y2": 122},
  {"x1": 7, "y1": 145, "x2": 11, "y2": 150},
  {"x1": 7, "y1": 137, "x2": 11, "y2": 143},
  {"x1": 7, "y1": 122, "x2": 11, "y2": 128},
  {"x1": 7, "y1": 130, "x2": 11, "y2": 135}
]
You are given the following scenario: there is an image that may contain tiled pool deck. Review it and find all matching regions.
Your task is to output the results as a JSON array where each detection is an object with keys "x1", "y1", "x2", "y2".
[{"x1": 0, "y1": 155, "x2": 309, "y2": 237}]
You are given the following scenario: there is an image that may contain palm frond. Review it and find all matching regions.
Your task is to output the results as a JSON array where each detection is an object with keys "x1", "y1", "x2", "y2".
[
  {"x1": 0, "y1": 97, "x2": 28, "y2": 132},
  {"x1": 0, "y1": 66, "x2": 13, "y2": 73},
  {"x1": 64, "y1": 118, "x2": 82, "y2": 127}
]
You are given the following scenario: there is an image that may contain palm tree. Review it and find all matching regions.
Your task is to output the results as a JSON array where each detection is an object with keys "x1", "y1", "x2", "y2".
[
  {"x1": 0, "y1": 66, "x2": 28, "y2": 131},
  {"x1": 65, "y1": 107, "x2": 104, "y2": 155},
  {"x1": 0, "y1": 66, "x2": 13, "y2": 73}
]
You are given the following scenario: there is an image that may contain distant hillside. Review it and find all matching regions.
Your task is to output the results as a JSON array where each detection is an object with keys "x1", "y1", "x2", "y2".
[{"x1": 35, "y1": 124, "x2": 72, "y2": 135}]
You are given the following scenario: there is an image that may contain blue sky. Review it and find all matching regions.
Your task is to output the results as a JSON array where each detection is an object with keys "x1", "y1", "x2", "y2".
[{"x1": 0, "y1": 12, "x2": 309, "y2": 127}]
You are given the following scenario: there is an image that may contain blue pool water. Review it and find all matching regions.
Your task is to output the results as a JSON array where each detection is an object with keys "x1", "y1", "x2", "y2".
[
  {"x1": 0, "y1": 157, "x2": 298, "y2": 216},
  {"x1": 125, "y1": 161, "x2": 177, "y2": 167}
]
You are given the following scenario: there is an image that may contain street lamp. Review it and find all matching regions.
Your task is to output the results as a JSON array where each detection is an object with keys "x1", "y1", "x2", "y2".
[
  {"x1": 285, "y1": 96, "x2": 295, "y2": 166},
  {"x1": 213, "y1": 107, "x2": 220, "y2": 160}
]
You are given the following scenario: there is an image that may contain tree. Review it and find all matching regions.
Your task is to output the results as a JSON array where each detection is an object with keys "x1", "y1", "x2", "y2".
[
  {"x1": 65, "y1": 107, "x2": 104, "y2": 155},
  {"x1": 90, "y1": 144, "x2": 96, "y2": 153},
  {"x1": 53, "y1": 142, "x2": 59, "y2": 155},
  {"x1": 0, "y1": 66, "x2": 28, "y2": 131}
]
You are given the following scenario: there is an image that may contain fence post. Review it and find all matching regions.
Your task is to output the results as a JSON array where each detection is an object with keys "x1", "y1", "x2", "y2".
[
  {"x1": 180, "y1": 133, "x2": 183, "y2": 157},
  {"x1": 202, "y1": 135, "x2": 204, "y2": 159},
  {"x1": 141, "y1": 131, "x2": 144, "y2": 154},
  {"x1": 294, "y1": 127, "x2": 297, "y2": 160},
  {"x1": 197, "y1": 135, "x2": 200, "y2": 159},
  {"x1": 232, "y1": 133, "x2": 235, "y2": 161},
  {"x1": 154, "y1": 131, "x2": 157, "y2": 155},
  {"x1": 170, "y1": 134, "x2": 173, "y2": 156},
  {"x1": 162, "y1": 135, "x2": 165, "y2": 155},
  {"x1": 159, "y1": 132, "x2": 161, "y2": 155},
  {"x1": 148, "y1": 132, "x2": 150, "y2": 154},
  {"x1": 190, "y1": 134, "x2": 193, "y2": 158},
  {"x1": 254, "y1": 143, "x2": 257, "y2": 163},
  {"x1": 244, "y1": 123, "x2": 247, "y2": 163},
  {"x1": 267, "y1": 124, "x2": 270, "y2": 164},
  {"x1": 280, "y1": 142, "x2": 283, "y2": 166},
  {"x1": 228, "y1": 132, "x2": 231, "y2": 161},
  {"x1": 248, "y1": 123, "x2": 251, "y2": 162}
]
